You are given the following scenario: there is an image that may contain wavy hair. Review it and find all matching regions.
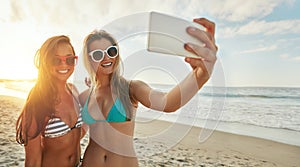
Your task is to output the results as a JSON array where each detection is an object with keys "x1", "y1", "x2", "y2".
[
  {"x1": 82, "y1": 30, "x2": 133, "y2": 120},
  {"x1": 16, "y1": 35, "x2": 75, "y2": 145}
]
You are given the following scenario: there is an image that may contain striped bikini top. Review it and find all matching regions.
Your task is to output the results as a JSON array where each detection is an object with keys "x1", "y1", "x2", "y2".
[
  {"x1": 43, "y1": 112, "x2": 83, "y2": 138},
  {"x1": 43, "y1": 86, "x2": 83, "y2": 138}
]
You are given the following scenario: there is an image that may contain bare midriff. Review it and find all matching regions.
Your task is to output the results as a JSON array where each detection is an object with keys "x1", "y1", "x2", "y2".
[
  {"x1": 82, "y1": 121, "x2": 138, "y2": 167},
  {"x1": 41, "y1": 128, "x2": 81, "y2": 167}
]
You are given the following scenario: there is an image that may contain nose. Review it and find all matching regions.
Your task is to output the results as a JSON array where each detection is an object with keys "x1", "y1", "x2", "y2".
[
  {"x1": 60, "y1": 59, "x2": 68, "y2": 65},
  {"x1": 103, "y1": 52, "x2": 110, "y2": 61}
]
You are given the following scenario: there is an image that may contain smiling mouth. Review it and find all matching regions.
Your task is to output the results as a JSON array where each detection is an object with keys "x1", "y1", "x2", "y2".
[
  {"x1": 101, "y1": 62, "x2": 112, "y2": 67},
  {"x1": 57, "y1": 69, "x2": 69, "y2": 74}
]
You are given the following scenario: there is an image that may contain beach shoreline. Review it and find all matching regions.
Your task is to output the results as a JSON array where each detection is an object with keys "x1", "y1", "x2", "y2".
[
  {"x1": 1, "y1": 95, "x2": 300, "y2": 166},
  {"x1": 135, "y1": 119, "x2": 300, "y2": 166}
]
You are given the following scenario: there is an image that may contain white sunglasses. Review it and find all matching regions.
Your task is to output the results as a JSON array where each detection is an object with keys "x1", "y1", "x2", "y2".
[{"x1": 88, "y1": 45, "x2": 118, "y2": 62}]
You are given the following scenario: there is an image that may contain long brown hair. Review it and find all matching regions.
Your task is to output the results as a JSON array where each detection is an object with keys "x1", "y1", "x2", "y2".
[
  {"x1": 82, "y1": 30, "x2": 133, "y2": 120},
  {"x1": 16, "y1": 35, "x2": 75, "y2": 145}
]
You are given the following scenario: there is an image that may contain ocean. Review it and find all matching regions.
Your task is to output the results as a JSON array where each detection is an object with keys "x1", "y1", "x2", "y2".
[
  {"x1": 134, "y1": 85, "x2": 300, "y2": 146},
  {"x1": 1, "y1": 80, "x2": 300, "y2": 146}
]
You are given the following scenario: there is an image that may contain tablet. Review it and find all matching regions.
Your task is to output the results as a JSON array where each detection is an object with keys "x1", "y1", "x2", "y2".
[{"x1": 147, "y1": 12, "x2": 205, "y2": 58}]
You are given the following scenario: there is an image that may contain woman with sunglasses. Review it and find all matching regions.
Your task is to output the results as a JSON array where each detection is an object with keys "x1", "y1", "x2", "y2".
[
  {"x1": 16, "y1": 35, "x2": 85, "y2": 167},
  {"x1": 80, "y1": 18, "x2": 217, "y2": 166}
]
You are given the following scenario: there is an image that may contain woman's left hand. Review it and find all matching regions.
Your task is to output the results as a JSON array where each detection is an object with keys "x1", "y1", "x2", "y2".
[{"x1": 184, "y1": 18, "x2": 218, "y2": 80}]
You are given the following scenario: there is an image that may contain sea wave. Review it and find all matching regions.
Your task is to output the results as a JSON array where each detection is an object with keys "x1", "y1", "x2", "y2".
[{"x1": 200, "y1": 92, "x2": 300, "y2": 100}]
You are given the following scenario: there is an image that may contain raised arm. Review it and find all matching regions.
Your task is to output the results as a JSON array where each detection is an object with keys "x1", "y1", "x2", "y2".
[{"x1": 130, "y1": 18, "x2": 217, "y2": 112}]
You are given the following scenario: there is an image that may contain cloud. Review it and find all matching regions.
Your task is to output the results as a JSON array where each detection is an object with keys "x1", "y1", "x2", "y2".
[
  {"x1": 182, "y1": 0, "x2": 294, "y2": 22},
  {"x1": 291, "y1": 56, "x2": 300, "y2": 61},
  {"x1": 6, "y1": 0, "x2": 295, "y2": 26},
  {"x1": 4, "y1": 0, "x2": 186, "y2": 40},
  {"x1": 238, "y1": 45, "x2": 277, "y2": 55},
  {"x1": 12, "y1": 0, "x2": 180, "y2": 27},
  {"x1": 220, "y1": 19, "x2": 300, "y2": 38},
  {"x1": 4, "y1": 0, "x2": 297, "y2": 42},
  {"x1": 279, "y1": 54, "x2": 289, "y2": 59},
  {"x1": 279, "y1": 55, "x2": 300, "y2": 62},
  {"x1": 0, "y1": 1, "x2": 10, "y2": 22}
]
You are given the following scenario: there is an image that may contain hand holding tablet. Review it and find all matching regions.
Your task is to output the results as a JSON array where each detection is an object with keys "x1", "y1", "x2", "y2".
[{"x1": 147, "y1": 11, "x2": 218, "y2": 77}]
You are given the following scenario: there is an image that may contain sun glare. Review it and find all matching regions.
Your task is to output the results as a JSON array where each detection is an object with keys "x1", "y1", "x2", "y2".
[
  {"x1": 0, "y1": 56, "x2": 37, "y2": 80},
  {"x1": 131, "y1": 68, "x2": 177, "y2": 85}
]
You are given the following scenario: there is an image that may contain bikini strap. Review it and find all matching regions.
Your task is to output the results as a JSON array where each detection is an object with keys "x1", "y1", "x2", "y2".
[
  {"x1": 84, "y1": 86, "x2": 94, "y2": 107},
  {"x1": 88, "y1": 86, "x2": 94, "y2": 99}
]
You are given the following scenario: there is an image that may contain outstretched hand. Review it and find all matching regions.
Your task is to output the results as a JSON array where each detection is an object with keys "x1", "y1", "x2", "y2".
[{"x1": 184, "y1": 18, "x2": 218, "y2": 80}]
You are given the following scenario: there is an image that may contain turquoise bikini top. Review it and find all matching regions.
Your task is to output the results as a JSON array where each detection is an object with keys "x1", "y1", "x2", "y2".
[{"x1": 81, "y1": 90, "x2": 127, "y2": 124}]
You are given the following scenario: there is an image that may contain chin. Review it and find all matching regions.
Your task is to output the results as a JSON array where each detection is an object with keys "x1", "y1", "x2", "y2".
[
  {"x1": 52, "y1": 73, "x2": 72, "y2": 82},
  {"x1": 97, "y1": 66, "x2": 115, "y2": 76}
]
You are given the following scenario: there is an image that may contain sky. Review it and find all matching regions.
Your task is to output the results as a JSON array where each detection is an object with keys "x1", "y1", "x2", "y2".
[{"x1": 0, "y1": 0, "x2": 300, "y2": 88}]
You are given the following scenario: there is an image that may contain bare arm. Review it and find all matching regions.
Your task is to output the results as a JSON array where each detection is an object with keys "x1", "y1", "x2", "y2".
[
  {"x1": 130, "y1": 72, "x2": 207, "y2": 112},
  {"x1": 130, "y1": 18, "x2": 218, "y2": 112},
  {"x1": 79, "y1": 89, "x2": 89, "y2": 107},
  {"x1": 24, "y1": 120, "x2": 42, "y2": 167},
  {"x1": 79, "y1": 89, "x2": 90, "y2": 137}
]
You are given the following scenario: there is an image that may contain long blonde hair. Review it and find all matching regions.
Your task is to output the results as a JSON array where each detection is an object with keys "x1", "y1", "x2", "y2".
[
  {"x1": 82, "y1": 30, "x2": 133, "y2": 120},
  {"x1": 16, "y1": 35, "x2": 75, "y2": 145}
]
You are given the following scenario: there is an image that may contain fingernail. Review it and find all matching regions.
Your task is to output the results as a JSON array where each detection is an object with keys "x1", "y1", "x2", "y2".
[{"x1": 188, "y1": 27, "x2": 196, "y2": 32}]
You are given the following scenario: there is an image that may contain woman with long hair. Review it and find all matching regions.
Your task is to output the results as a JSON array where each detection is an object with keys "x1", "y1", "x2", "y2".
[
  {"x1": 16, "y1": 35, "x2": 84, "y2": 167},
  {"x1": 80, "y1": 18, "x2": 218, "y2": 166}
]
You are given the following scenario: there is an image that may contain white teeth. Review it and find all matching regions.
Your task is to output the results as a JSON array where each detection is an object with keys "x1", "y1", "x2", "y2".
[
  {"x1": 58, "y1": 69, "x2": 69, "y2": 74},
  {"x1": 101, "y1": 62, "x2": 112, "y2": 67}
]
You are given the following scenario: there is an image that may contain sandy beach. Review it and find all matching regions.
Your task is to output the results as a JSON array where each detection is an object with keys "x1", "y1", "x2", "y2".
[{"x1": 1, "y1": 95, "x2": 300, "y2": 167}]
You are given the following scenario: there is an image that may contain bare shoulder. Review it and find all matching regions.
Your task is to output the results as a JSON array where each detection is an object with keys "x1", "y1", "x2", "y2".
[
  {"x1": 129, "y1": 80, "x2": 152, "y2": 99},
  {"x1": 79, "y1": 89, "x2": 91, "y2": 106},
  {"x1": 67, "y1": 83, "x2": 79, "y2": 94}
]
